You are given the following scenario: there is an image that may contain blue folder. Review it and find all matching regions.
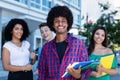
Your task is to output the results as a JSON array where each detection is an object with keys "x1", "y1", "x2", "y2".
[{"x1": 62, "y1": 60, "x2": 99, "y2": 78}]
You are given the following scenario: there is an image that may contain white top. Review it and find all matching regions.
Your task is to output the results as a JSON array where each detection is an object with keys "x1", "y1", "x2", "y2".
[{"x1": 3, "y1": 41, "x2": 30, "y2": 66}]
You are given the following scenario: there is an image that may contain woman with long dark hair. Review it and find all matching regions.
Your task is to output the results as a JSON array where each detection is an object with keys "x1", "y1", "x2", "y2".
[{"x1": 87, "y1": 26, "x2": 118, "y2": 80}]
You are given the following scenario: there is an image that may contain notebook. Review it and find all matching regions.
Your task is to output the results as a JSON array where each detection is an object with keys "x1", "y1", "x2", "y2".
[
  {"x1": 62, "y1": 60, "x2": 99, "y2": 78},
  {"x1": 100, "y1": 54, "x2": 114, "y2": 76}
]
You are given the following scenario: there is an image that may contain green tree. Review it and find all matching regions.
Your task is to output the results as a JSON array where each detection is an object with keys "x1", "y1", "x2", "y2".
[
  {"x1": 79, "y1": 2, "x2": 120, "y2": 48},
  {"x1": 79, "y1": 21, "x2": 94, "y2": 46}
]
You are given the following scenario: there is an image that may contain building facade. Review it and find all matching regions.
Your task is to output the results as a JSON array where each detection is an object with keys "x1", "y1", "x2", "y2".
[{"x1": 0, "y1": 0, "x2": 81, "y2": 58}]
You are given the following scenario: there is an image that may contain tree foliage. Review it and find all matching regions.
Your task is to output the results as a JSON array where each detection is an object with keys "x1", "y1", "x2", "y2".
[{"x1": 79, "y1": 2, "x2": 120, "y2": 48}]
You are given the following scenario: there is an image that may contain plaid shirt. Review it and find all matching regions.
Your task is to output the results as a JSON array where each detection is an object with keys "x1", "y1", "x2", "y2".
[{"x1": 38, "y1": 33, "x2": 91, "y2": 80}]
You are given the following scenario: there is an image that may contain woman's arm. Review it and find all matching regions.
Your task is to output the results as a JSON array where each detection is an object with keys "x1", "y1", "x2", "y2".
[
  {"x1": 90, "y1": 71, "x2": 102, "y2": 78},
  {"x1": 30, "y1": 52, "x2": 36, "y2": 65},
  {"x1": 2, "y1": 48, "x2": 32, "y2": 72},
  {"x1": 97, "y1": 65, "x2": 118, "y2": 75}
]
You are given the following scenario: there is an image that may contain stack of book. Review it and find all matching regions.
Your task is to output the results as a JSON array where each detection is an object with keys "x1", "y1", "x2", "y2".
[
  {"x1": 62, "y1": 54, "x2": 114, "y2": 78},
  {"x1": 62, "y1": 60, "x2": 99, "y2": 78}
]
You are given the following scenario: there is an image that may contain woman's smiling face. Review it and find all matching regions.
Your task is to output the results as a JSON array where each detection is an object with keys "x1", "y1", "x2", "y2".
[{"x1": 94, "y1": 29, "x2": 105, "y2": 44}]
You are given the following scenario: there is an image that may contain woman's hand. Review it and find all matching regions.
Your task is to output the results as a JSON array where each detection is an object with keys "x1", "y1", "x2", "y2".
[
  {"x1": 90, "y1": 71, "x2": 102, "y2": 78},
  {"x1": 66, "y1": 63, "x2": 81, "y2": 79},
  {"x1": 89, "y1": 65, "x2": 104, "y2": 78},
  {"x1": 30, "y1": 52, "x2": 36, "y2": 60},
  {"x1": 97, "y1": 64, "x2": 118, "y2": 75},
  {"x1": 22, "y1": 64, "x2": 32, "y2": 71},
  {"x1": 30, "y1": 52, "x2": 36, "y2": 64},
  {"x1": 97, "y1": 65, "x2": 103, "y2": 74}
]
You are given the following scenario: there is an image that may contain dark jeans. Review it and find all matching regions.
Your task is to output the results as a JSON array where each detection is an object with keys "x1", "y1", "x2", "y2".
[{"x1": 8, "y1": 70, "x2": 33, "y2": 80}]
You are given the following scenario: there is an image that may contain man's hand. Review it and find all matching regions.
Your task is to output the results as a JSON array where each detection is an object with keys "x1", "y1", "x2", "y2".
[{"x1": 66, "y1": 64, "x2": 81, "y2": 79}]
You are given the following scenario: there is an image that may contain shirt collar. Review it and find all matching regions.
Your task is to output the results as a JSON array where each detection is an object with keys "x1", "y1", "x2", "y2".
[{"x1": 52, "y1": 33, "x2": 73, "y2": 45}]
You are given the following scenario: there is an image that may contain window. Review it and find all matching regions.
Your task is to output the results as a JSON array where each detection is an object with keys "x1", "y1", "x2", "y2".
[
  {"x1": 42, "y1": 0, "x2": 51, "y2": 11},
  {"x1": 30, "y1": 0, "x2": 41, "y2": 9},
  {"x1": 14, "y1": 0, "x2": 20, "y2": 2},
  {"x1": 72, "y1": 12, "x2": 81, "y2": 28},
  {"x1": 14, "y1": 0, "x2": 28, "y2": 5},
  {"x1": 78, "y1": 0, "x2": 81, "y2": 8},
  {"x1": 78, "y1": 15, "x2": 81, "y2": 23},
  {"x1": 67, "y1": 0, "x2": 81, "y2": 8}
]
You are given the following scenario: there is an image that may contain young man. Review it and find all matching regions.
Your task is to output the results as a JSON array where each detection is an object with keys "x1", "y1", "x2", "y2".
[
  {"x1": 38, "y1": 5, "x2": 91, "y2": 80},
  {"x1": 35, "y1": 23, "x2": 55, "y2": 74}
]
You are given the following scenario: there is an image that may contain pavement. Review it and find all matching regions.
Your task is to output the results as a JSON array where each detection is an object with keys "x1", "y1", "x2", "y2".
[{"x1": 0, "y1": 59, "x2": 120, "y2": 80}]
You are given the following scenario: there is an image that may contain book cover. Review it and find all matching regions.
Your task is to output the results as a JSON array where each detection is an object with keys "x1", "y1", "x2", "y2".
[
  {"x1": 62, "y1": 60, "x2": 99, "y2": 78},
  {"x1": 100, "y1": 54, "x2": 114, "y2": 76}
]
